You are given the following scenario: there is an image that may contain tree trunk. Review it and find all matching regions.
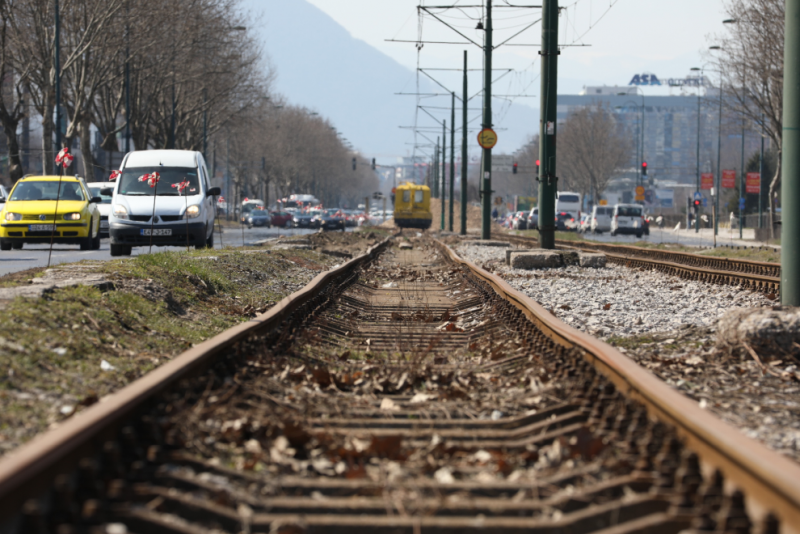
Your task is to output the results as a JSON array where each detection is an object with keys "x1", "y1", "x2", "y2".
[
  {"x1": 78, "y1": 117, "x2": 99, "y2": 180},
  {"x1": 0, "y1": 109, "x2": 23, "y2": 183},
  {"x1": 768, "y1": 150, "x2": 781, "y2": 240},
  {"x1": 41, "y1": 100, "x2": 54, "y2": 175}
]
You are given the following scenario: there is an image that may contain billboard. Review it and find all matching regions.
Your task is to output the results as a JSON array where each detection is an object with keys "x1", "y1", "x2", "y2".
[
  {"x1": 701, "y1": 173, "x2": 714, "y2": 190},
  {"x1": 746, "y1": 172, "x2": 761, "y2": 194},
  {"x1": 722, "y1": 169, "x2": 736, "y2": 188}
]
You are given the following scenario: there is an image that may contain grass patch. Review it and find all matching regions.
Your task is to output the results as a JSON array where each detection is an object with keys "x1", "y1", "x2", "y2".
[{"x1": 0, "y1": 246, "x2": 340, "y2": 452}]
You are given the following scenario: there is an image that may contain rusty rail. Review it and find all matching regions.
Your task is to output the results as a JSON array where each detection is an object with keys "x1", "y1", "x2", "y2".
[
  {"x1": 438, "y1": 238, "x2": 800, "y2": 532},
  {"x1": 0, "y1": 235, "x2": 393, "y2": 525}
]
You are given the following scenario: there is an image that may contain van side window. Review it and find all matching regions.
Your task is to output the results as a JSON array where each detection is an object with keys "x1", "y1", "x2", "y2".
[
  {"x1": 414, "y1": 190, "x2": 424, "y2": 203},
  {"x1": 403, "y1": 191, "x2": 411, "y2": 203}
]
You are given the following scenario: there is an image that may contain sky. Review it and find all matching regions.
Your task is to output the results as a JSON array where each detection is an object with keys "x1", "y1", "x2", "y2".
[{"x1": 306, "y1": 0, "x2": 733, "y2": 99}]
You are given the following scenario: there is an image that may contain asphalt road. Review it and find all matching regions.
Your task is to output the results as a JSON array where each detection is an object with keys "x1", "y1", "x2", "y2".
[
  {"x1": 0, "y1": 225, "x2": 352, "y2": 276},
  {"x1": 576, "y1": 226, "x2": 763, "y2": 248}
]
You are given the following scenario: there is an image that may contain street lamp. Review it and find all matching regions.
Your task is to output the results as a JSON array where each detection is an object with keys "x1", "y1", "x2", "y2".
[
  {"x1": 721, "y1": 18, "x2": 747, "y2": 239},
  {"x1": 615, "y1": 99, "x2": 644, "y2": 195}
]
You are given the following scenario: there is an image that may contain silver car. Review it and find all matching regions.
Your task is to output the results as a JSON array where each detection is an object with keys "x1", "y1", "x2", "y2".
[{"x1": 86, "y1": 181, "x2": 115, "y2": 237}]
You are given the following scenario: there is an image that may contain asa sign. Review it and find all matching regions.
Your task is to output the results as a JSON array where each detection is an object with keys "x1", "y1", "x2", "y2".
[{"x1": 629, "y1": 74, "x2": 708, "y2": 87}]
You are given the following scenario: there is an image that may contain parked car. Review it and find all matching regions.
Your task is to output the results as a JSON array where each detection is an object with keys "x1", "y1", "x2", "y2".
[
  {"x1": 555, "y1": 212, "x2": 573, "y2": 231},
  {"x1": 511, "y1": 211, "x2": 528, "y2": 230},
  {"x1": 86, "y1": 181, "x2": 114, "y2": 237},
  {"x1": 610, "y1": 203, "x2": 645, "y2": 237},
  {"x1": 246, "y1": 208, "x2": 271, "y2": 228},
  {"x1": 590, "y1": 206, "x2": 613, "y2": 234},
  {"x1": 293, "y1": 210, "x2": 319, "y2": 229},
  {"x1": 270, "y1": 210, "x2": 293, "y2": 228},
  {"x1": 319, "y1": 208, "x2": 346, "y2": 231},
  {"x1": 527, "y1": 207, "x2": 539, "y2": 230},
  {"x1": 578, "y1": 213, "x2": 591, "y2": 233},
  {"x1": 0, "y1": 175, "x2": 102, "y2": 251},
  {"x1": 107, "y1": 149, "x2": 219, "y2": 256}
]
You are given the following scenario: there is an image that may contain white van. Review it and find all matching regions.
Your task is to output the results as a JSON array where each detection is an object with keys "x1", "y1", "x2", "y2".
[
  {"x1": 556, "y1": 191, "x2": 581, "y2": 221},
  {"x1": 108, "y1": 150, "x2": 220, "y2": 256},
  {"x1": 610, "y1": 203, "x2": 645, "y2": 237},
  {"x1": 590, "y1": 205, "x2": 613, "y2": 234}
]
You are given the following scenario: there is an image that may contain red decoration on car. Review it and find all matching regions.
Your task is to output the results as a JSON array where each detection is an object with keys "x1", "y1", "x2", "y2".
[
  {"x1": 138, "y1": 172, "x2": 160, "y2": 187},
  {"x1": 171, "y1": 179, "x2": 190, "y2": 194},
  {"x1": 55, "y1": 147, "x2": 74, "y2": 167},
  {"x1": 109, "y1": 170, "x2": 121, "y2": 181}
]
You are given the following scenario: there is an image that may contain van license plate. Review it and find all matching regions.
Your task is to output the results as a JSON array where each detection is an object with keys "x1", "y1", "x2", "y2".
[
  {"x1": 100, "y1": 221, "x2": 109, "y2": 229},
  {"x1": 29, "y1": 224, "x2": 55, "y2": 232},
  {"x1": 140, "y1": 228, "x2": 172, "y2": 236}
]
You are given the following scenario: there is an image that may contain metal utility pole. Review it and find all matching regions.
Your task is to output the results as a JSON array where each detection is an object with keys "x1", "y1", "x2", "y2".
[
  {"x1": 695, "y1": 86, "x2": 701, "y2": 233},
  {"x1": 54, "y1": 0, "x2": 61, "y2": 154},
  {"x1": 538, "y1": 0, "x2": 559, "y2": 249},
  {"x1": 441, "y1": 119, "x2": 446, "y2": 230},
  {"x1": 434, "y1": 138, "x2": 439, "y2": 199},
  {"x1": 740, "y1": 112, "x2": 745, "y2": 239},
  {"x1": 782, "y1": 0, "x2": 800, "y2": 305},
  {"x1": 461, "y1": 51, "x2": 468, "y2": 235},
  {"x1": 480, "y1": 0, "x2": 493, "y2": 240},
  {"x1": 715, "y1": 83, "x2": 722, "y2": 236},
  {"x1": 203, "y1": 89, "x2": 208, "y2": 160},
  {"x1": 759, "y1": 112, "x2": 765, "y2": 228},
  {"x1": 449, "y1": 92, "x2": 455, "y2": 232}
]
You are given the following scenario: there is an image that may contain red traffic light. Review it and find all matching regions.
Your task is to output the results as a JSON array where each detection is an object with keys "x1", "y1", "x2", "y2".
[
  {"x1": 512, "y1": 162, "x2": 518, "y2": 174},
  {"x1": 641, "y1": 161, "x2": 648, "y2": 168},
  {"x1": 693, "y1": 199, "x2": 701, "y2": 207},
  {"x1": 535, "y1": 159, "x2": 540, "y2": 166}
]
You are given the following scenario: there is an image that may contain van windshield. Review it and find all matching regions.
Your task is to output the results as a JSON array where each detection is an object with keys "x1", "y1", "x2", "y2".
[
  {"x1": 558, "y1": 194, "x2": 580, "y2": 203},
  {"x1": 118, "y1": 167, "x2": 200, "y2": 196},
  {"x1": 618, "y1": 206, "x2": 642, "y2": 217}
]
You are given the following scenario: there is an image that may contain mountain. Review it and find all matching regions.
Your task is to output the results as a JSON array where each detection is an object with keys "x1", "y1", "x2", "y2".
[{"x1": 240, "y1": 0, "x2": 539, "y2": 163}]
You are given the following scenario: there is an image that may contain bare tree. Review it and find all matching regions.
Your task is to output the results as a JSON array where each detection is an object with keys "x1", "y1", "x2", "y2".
[
  {"x1": 709, "y1": 0, "x2": 784, "y2": 234},
  {"x1": 557, "y1": 103, "x2": 631, "y2": 204}
]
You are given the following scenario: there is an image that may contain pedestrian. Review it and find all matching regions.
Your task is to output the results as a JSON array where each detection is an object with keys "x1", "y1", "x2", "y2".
[{"x1": 492, "y1": 207, "x2": 498, "y2": 220}]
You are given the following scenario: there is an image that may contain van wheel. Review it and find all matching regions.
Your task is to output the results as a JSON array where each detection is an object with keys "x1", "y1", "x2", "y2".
[
  {"x1": 110, "y1": 244, "x2": 132, "y2": 256},
  {"x1": 636, "y1": 232, "x2": 643, "y2": 238},
  {"x1": 91, "y1": 225, "x2": 101, "y2": 250},
  {"x1": 11, "y1": 242, "x2": 23, "y2": 250},
  {"x1": 206, "y1": 231, "x2": 214, "y2": 249},
  {"x1": 1, "y1": 240, "x2": 12, "y2": 250}
]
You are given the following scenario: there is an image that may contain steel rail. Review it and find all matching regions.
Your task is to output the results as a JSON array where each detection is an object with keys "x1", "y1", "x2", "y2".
[
  {"x1": 437, "y1": 238, "x2": 800, "y2": 531},
  {"x1": 0, "y1": 235, "x2": 393, "y2": 524},
  {"x1": 499, "y1": 233, "x2": 781, "y2": 292}
]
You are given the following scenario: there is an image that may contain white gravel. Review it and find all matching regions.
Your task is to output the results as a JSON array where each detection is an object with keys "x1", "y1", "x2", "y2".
[{"x1": 456, "y1": 244, "x2": 774, "y2": 340}]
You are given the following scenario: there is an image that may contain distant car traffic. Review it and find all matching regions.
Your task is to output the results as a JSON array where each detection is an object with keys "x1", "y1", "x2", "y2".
[
  {"x1": 511, "y1": 211, "x2": 528, "y2": 230},
  {"x1": 270, "y1": 210, "x2": 293, "y2": 228},
  {"x1": 293, "y1": 209, "x2": 320, "y2": 229},
  {"x1": 527, "y1": 207, "x2": 539, "y2": 230},
  {"x1": 319, "y1": 209, "x2": 346, "y2": 231},
  {"x1": 246, "y1": 208, "x2": 271, "y2": 228},
  {"x1": 86, "y1": 181, "x2": 114, "y2": 237},
  {"x1": 578, "y1": 213, "x2": 591, "y2": 233},
  {"x1": 610, "y1": 203, "x2": 645, "y2": 237}
]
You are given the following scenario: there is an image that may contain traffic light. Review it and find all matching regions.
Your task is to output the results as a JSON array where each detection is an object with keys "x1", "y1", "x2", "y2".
[
  {"x1": 352, "y1": 157, "x2": 357, "y2": 171},
  {"x1": 641, "y1": 161, "x2": 648, "y2": 176},
  {"x1": 693, "y1": 199, "x2": 701, "y2": 208},
  {"x1": 371, "y1": 158, "x2": 376, "y2": 170},
  {"x1": 512, "y1": 162, "x2": 518, "y2": 174},
  {"x1": 535, "y1": 159, "x2": 540, "y2": 175}
]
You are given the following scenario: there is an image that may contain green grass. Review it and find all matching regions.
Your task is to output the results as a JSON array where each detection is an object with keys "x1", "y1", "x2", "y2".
[{"x1": 0, "y1": 247, "x2": 337, "y2": 452}]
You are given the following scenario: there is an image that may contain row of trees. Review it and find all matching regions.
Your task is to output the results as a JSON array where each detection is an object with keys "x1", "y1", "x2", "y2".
[
  {"x1": 513, "y1": 103, "x2": 630, "y2": 206},
  {"x1": 0, "y1": 0, "x2": 378, "y2": 207},
  {"x1": 222, "y1": 99, "x2": 379, "y2": 208}
]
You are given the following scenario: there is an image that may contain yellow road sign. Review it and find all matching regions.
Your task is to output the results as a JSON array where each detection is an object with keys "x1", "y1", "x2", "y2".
[
  {"x1": 599, "y1": 199, "x2": 608, "y2": 206},
  {"x1": 635, "y1": 185, "x2": 645, "y2": 196},
  {"x1": 635, "y1": 195, "x2": 645, "y2": 202},
  {"x1": 477, "y1": 128, "x2": 498, "y2": 149}
]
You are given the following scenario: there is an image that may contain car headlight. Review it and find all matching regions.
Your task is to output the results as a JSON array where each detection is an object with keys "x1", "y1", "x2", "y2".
[
  {"x1": 113, "y1": 204, "x2": 128, "y2": 219},
  {"x1": 5, "y1": 212, "x2": 21, "y2": 221},
  {"x1": 184, "y1": 205, "x2": 201, "y2": 219},
  {"x1": 63, "y1": 212, "x2": 81, "y2": 221}
]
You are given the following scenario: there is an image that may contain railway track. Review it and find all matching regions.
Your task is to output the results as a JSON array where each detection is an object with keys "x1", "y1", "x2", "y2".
[
  {"x1": 1, "y1": 234, "x2": 799, "y2": 533},
  {"x1": 501, "y1": 233, "x2": 781, "y2": 294}
]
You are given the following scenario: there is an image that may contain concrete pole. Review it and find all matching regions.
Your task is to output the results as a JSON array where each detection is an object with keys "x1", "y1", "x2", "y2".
[
  {"x1": 740, "y1": 111, "x2": 745, "y2": 239},
  {"x1": 480, "y1": 0, "x2": 493, "y2": 240},
  {"x1": 781, "y1": 0, "x2": 800, "y2": 305},
  {"x1": 715, "y1": 83, "x2": 722, "y2": 236},
  {"x1": 538, "y1": 0, "x2": 559, "y2": 249},
  {"x1": 460, "y1": 51, "x2": 468, "y2": 235},
  {"x1": 449, "y1": 92, "x2": 455, "y2": 232}
]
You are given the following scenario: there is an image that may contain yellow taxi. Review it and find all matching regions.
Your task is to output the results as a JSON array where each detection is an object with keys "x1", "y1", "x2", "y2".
[{"x1": 0, "y1": 175, "x2": 102, "y2": 250}]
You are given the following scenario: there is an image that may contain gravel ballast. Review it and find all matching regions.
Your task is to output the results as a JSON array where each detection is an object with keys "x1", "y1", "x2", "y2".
[
  {"x1": 455, "y1": 241, "x2": 800, "y2": 461},
  {"x1": 456, "y1": 243, "x2": 773, "y2": 340}
]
